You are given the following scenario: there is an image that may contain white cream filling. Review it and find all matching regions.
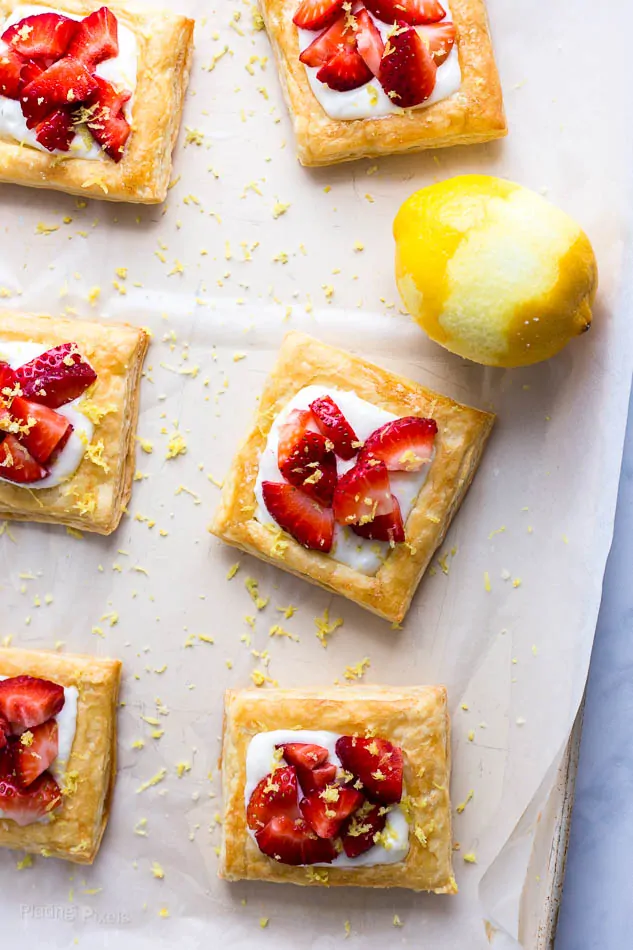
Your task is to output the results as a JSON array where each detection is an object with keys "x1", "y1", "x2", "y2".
[
  {"x1": 298, "y1": 1, "x2": 460, "y2": 121},
  {"x1": 0, "y1": 4, "x2": 138, "y2": 159},
  {"x1": 0, "y1": 339, "x2": 94, "y2": 489},
  {"x1": 245, "y1": 729, "x2": 410, "y2": 868},
  {"x1": 254, "y1": 384, "x2": 433, "y2": 575},
  {"x1": 0, "y1": 676, "x2": 78, "y2": 823}
]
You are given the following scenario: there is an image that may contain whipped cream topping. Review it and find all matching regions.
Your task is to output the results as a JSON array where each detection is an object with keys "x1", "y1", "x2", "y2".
[
  {"x1": 0, "y1": 340, "x2": 95, "y2": 490},
  {"x1": 245, "y1": 729, "x2": 410, "y2": 868},
  {"x1": 298, "y1": 2, "x2": 461, "y2": 121},
  {"x1": 254, "y1": 385, "x2": 434, "y2": 575},
  {"x1": 0, "y1": 4, "x2": 138, "y2": 159}
]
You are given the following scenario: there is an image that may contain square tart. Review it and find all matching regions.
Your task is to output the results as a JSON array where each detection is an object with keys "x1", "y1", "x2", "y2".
[
  {"x1": 0, "y1": 309, "x2": 149, "y2": 534},
  {"x1": 259, "y1": 0, "x2": 507, "y2": 165},
  {"x1": 0, "y1": 647, "x2": 122, "y2": 865},
  {"x1": 0, "y1": 0, "x2": 194, "y2": 203},
  {"x1": 219, "y1": 685, "x2": 456, "y2": 892},
  {"x1": 211, "y1": 331, "x2": 495, "y2": 623}
]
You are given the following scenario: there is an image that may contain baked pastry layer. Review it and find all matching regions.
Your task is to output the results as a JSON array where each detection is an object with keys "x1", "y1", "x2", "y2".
[
  {"x1": 0, "y1": 309, "x2": 149, "y2": 534},
  {"x1": 259, "y1": 0, "x2": 506, "y2": 165},
  {"x1": 0, "y1": 647, "x2": 121, "y2": 864},
  {"x1": 0, "y1": 0, "x2": 194, "y2": 202},
  {"x1": 211, "y1": 331, "x2": 495, "y2": 623},
  {"x1": 220, "y1": 685, "x2": 456, "y2": 891}
]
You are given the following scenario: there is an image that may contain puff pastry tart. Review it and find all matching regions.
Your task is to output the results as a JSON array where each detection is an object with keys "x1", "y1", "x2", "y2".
[
  {"x1": 0, "y1": 309, "x2": 148, "y2": 534},
  {"x1": 0, "y1": 647, "x2": 121, "y2": 864},
  {"x1": 0, "y1": 1, "x2": 194, "y2": 202},
  {"x1": 211, "y1": 332, "x2": 494, "y2": 623},
  {"x1": 259, "y1": 0, "x2": 506, "y2": 165},
  {"x1": 220, "y1": 685, "x2": 456, "y2": 892}
]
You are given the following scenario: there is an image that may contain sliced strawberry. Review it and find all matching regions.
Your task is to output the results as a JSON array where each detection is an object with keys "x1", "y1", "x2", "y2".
[
  {"x1": 379, "y1": 23, "x2": 437, "y2": 107},
  {"x1": 317, "y1": 45, "x2": 372, "y2": 91},
  {"x1": 0, "y1": 361, "x2": 16, "y2": 391},
  {"x1": 18, "y1": 60, "x2": 44, "y2": 94},
  {"x1": 0, "y1": 49, "x2": 23, "y2": 99},
  {"x1": 14, "y1": 719, "x2": 58, "y2": 787},
  {"x1": 84, "y1": 75, "x2": 131, "y2": 162},
  {"x1": 340, "y1": 801, "x2": 387, "y2": 857},
  {"x1": 21, "y1": 57, "x2": 98, "y2": 128},
  {"x1": 293, "y1": 0, "x2": 344, "y2": 31},
  {"x1": 0, "y1": 434, "x2": 48, "y2": 484},
  {"x1": 332, "y1": 459, "x2": 393, "y2": 526},
  {"x1": 0, "y1": 675, "x2": 65, "y2": 731},
  {"x1": 310, "y1": 395, "x2": 359, "y2": 460},
  {"x1": 417, "y1": 20, "x2": 455, "y2": 65},
  {"x1": 0, "y1": 748, "x2": 62, "y2": 826},
  {"x1": 2, "y1": 13, "x2": 78, "y2": 62},
  {"x1": 364, "y1": 0, "x2": 445, "y2": 25},
  {"x1": 67, "y1": 6, "x2": 118, "y2": 70},
  {"x1": 355, "y1": 9, "x2": 384, "y2": 76},
  {"x1": 0, "y1": 717, "x2": 8, "y2": 751},
  {"x1": 299, "y1": 14, "x2": 356, "y2": 68},
  {"x1": 35, "y1": 107, "x2": 74, "y2": 152},
  {"x1": 255, "y1": 816, "x2": 337, "y2": 865},
  {"x1": 300, "y1": 784, "x2": 364, "y2": 838},
  {"x1": 352, "y1": 495, "x2": 404, "y2": 543},
  {"x1": 297, "y1": 762, "x2": 338, "y2": 794},
  {"x1": 360, "y1": 416, "x2": 437, "y2": 471},
  {"x1": 262, "y1": 481, "x2": 334, "y2": 553},
  {"x1": 9, "y1": 396, "x2": 73, "y2": 465},
  {"x1": 335, "y1": 735, "x2": 403, "y2": 804},
  {"x1": 282, "y1": 434, "x2": 337, "y2": 505},
  {"x1": 278, "y1": 742, "x2": 329, "y2": 770},
  {"x1": 246, "y1": 766, "x2": 298, "y2": 832},
  {"x1": 15, "y1": 343, "x2": 97, "y2": 408}
]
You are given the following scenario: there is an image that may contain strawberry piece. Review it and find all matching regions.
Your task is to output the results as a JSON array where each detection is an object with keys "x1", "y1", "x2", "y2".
[
  {"x1": 0, "y1": 361, "x2": 16, "y2": 391},
  {"x1": 360, "y1": 416, "x2": 437, "y2": 471},
  {"x1": 18, "y1": 60, "x2": 44, "y2": 94},
  {"x1": 0, "y1": 434, "x2": 48, "y2": 484},
  {"x1": 2, "y1": 13, "x2": 78, "y2": 62},
  {"x1": 300, "y1": 784, "x2": 364, "y2": 838},
  {"x1": 340, "y1": 801, "x2": 387, "y2": 857},
  {"x1": 246, "y1": 766, "x2": 298, "y2": 831},
  {"x1": 21, "y1": 57, "x2": 97, "y2": 128},
  {"x1": 352, "y1": 495, "x2": 404, "y2": 543},
  {"x1": 35, "y1": 108, "x2": 75, "y2": 152},
  {"x1": 310, "y1": 395, "x2": 359, "y2": 460},
  {"x1": 278, "y1": 409, "x2": 337, "y2": 504},
  {"x1": 297, "y1": 762, "x2": 338, "y2": 794},
  {"x1": 355, "y1": 9, "x2": 384, "y2": 76},
  {"x1": 84, "y1": 75, "x2": 131, "y2": 162},
  {"x1": 417, "y1": 20, "x2": 455, "y2": 65},
  {"x1": 335, "y1": 735, "x2": 403, "y2": 804},
  {"x1": 317, "y1": 45, "x2": 372, "y2": 91},
  {"x1": 332, "y1": 459, "x2": 393, "y2": 526},
  {"x1": 0, "y1": 747, "x2": 62, "y2": 826},
  {"x1": 0, "y1": 675, "x2": 65, "y2": 731},
  {"x1": 278, "y1": 742, "x2": 329, "y2": 770},
  {"x1": 67, "y1": 6, "x2": 118, "y2": 69},
  {"x1": 0, "y1": 717, "x2": 8, "y2": 751},
  {"x1": 14, "y1": 719, "x2": 59, "y2": 787},
  {"x1": 255, "y1": 816, "x2": 337, "y2": 865},
  {"x1": 0, "y1": 49, "x2": 23, "y2": 99},
  {"x1": 299, "y1": 14, "x2": 355, "y2": 68},
  {"x1": 262, "y1": 481, "x2": 334, "y2": 553},
  {"x1": 293, "y1": 0, "x2": 345, "y2": 31},
  {"x1": 364, "y1": 0, "x2": 445, "y2": 25},
  {"x1": 15, "y1": 343, "x2": 97, "y2": 408},
  {"x1": 379, "y1": 23, "x2": 437, "y2": 107},
  {"x1": 9, "y1": 396, "x2": 73, "y2": 465}
]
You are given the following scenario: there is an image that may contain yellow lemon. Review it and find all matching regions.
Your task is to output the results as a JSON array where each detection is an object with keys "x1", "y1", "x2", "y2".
[{"x1": 394, "y1": 175, "x2": 598, "y2": 368}]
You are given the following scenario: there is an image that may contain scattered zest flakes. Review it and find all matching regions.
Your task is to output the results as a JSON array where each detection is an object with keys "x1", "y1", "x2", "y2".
[
  {"x1": 314, "y1": 607, "x2": 343, "y2": 648},
  {"x1": 16, "y1": 854, "x2": 33, "y2": 870},
  {"x1": 176, "y1": 761, "x2": 191, "y2": 778},
  {"x1": 456, "y1": 790, "x2": 474, "y2": 814},
  {"x1": 259, "y1": 918, "x2": 269, "y2": 929},
  {"x1": 136, "y1": 768, "x2": 167, "y2": 793},
  {"x1": 245, "y1": 577, "x2": 268, "y2": 610},
  {"x1": 166, "y1": 431, "x2": 187, "y2": 460},
  {"x1": 226, "y1": 562, "x2": 240, "y2": 580},
  {"x1": 269, "y1": 624, "x2": 298, "y2": 642},
  {"x1": 343, "y1": 657, "x2": 370, "y2": 681},
  {"x1": 137, "y1": 437, "x2": 153, "y2": 454},
  {"x1": 251, "y1": 670, "x2": 278, "y2": 688},
  {"x1": 393, "y1": 914, "x2": 403, "y2": 928},
  {"x1": 484, "y1": 571, "x2": 491, "y2": 592},
  {"x1": 463, "y1": 852, "x2": 477, "y2": 864},
  {"x1": 151, "y1": 861, "x2": 165, "y2": 879}
]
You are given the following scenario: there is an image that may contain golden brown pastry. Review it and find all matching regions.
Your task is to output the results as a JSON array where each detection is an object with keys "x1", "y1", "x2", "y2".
[{"x1": 220, "y1": 685, "x2": 456, "y2": 892}]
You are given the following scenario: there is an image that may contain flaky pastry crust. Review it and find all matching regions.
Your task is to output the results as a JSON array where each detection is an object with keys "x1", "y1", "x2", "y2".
[
  {"x1": 0, "y1": 309, "x2": 149, "y2": 534},
  {"x1": 259, "y1": 0, "x2": 506, "y2": 165},
  {"x1": 219, "y1": 685, "x2": 456, "y2": 892},
  {"x1": 211, "y1": 332, "x2": 495, "y2": 623},
  {"x1": 0, "y1": 0, "x2": 194, "y2": 202},
  {"x1": 0, "y1": 647, "x2": 121, "y2": 864}
]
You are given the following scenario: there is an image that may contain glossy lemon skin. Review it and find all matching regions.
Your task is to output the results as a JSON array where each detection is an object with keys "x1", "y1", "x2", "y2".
[{"x1": 394, "y1": 175, "x2": 598, "y2": 368}]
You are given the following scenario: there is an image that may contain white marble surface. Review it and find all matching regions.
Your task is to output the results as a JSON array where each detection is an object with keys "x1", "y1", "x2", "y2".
[{"x1": 556, "y1": 384, "x2": 633, "y2": 948}]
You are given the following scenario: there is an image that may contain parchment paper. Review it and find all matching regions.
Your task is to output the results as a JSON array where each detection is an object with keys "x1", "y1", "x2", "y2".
[{"x1": 1, "y1": 0, "x2": 632, "y2": 946}]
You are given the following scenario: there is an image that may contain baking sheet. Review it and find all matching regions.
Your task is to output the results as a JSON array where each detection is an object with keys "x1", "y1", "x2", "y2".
[{"x1": 1, "y1": 0, "x2": 633, "y2": 946}]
